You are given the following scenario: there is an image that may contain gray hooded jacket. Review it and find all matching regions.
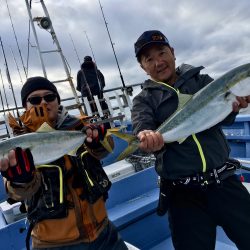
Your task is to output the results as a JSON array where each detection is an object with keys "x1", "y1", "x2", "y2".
[{"x1": 132, "y1": 64, "x2": 237, "y2": 179}]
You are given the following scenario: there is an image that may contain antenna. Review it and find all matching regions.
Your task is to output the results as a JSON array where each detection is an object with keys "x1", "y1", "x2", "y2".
[{"x1": 97, "y1": 0, "x2": 126, "y2": 88}]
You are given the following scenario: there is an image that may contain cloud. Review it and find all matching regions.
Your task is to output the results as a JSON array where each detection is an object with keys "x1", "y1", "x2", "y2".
[{"x1": 0, "y1": 0, "x2": 250, "y2": 109}]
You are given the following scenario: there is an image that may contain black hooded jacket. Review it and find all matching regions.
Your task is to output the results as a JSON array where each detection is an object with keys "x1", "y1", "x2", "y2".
[
  {"x1": 77, "y1": 62, "x2": 105, "y2": 98},
  {"x1": 132, "y1": 64, "x2": 237, "y2": 179}
]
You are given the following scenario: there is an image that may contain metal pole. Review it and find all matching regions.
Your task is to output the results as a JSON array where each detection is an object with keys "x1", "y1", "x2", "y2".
[
  {"x1": 25, "y1": 0, "x2": 47, "y2": 77},
  {"x1": 40, "y1": 0, "x2": 84, "y2": 115}
]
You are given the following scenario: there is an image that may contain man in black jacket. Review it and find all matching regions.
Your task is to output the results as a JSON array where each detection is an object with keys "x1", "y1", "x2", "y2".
[
  {"x1": 131, "y1": 30, "x2": 250, "y2": 250},
  {"x1": 77, "y1": 56, "x2": 107, "y2": 113}
]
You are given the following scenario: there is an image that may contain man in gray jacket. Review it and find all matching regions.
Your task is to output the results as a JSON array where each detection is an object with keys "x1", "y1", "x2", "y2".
[{"x1": 132, "y1": 30, "x2": 250, "y2": 250}]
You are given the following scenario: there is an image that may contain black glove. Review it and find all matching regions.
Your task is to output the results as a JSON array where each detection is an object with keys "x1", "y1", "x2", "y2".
[
  {"x1": 1, "y1": 147, "x2": 35, "y2": 183},
  {"x1": 83, "y1": 124, "x2": 107, "y2": 149}
]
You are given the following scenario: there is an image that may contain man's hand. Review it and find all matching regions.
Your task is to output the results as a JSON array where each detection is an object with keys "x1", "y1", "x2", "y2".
[
  {"x1": 0, "y1": 147, "x2": 35, "y2": 183},
  {"x1": 233, "y1": 96, "x2": 250, "y2": 112},
  {"x1": 83, "y1": 124, "x2": 106, "y2": 149},
  {"x1": 137, "y1": 130, "x2": 164, "y2": 153},
  {"x1": 20, "y1": 104, "x2": 52, "y2": 132}
]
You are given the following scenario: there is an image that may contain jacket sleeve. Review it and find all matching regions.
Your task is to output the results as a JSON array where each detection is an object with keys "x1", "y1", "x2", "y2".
[
  {"x1": 76, "y1": 71, "x2": 81, "y2": 92},
  {"x1": 5, "y1": 171, "x2": 41, "y2": 201},
  {"x1": 132, "y1": 94, "x2": 158, "y2": 135},
  {"x1": 218, "y1": 111, "x2": 238, "y2": 126},
  {"x1": 98, "y1": 70, "x2": 105, "y2": 89}
]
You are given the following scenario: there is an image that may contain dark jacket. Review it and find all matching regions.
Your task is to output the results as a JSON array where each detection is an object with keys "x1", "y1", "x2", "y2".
[
  {"x1": 132, "y1": 64, "x2": 237, "y2": 179},
  {"x1": 77, "y1": 62, "x2": 105, "y2": 98}
]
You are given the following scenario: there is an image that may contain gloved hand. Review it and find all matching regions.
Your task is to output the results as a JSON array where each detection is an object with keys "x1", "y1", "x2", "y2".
[
  {"x1": 1, "y1": 147, "x2": 35, "y2": 183},
  {"x1": 83, "y1": 124, "x2": 107, "y2": 149},
  {"x1": 20, "y1": 104, "x2": 52, "y2": 132}
]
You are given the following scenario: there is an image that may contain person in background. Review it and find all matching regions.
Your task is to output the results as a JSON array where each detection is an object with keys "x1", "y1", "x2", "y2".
[
  {"x1": 0, "y1": 76, "x2": 127, "y2": 250},
  {"x1": 131, "y1": 30, "x2": 250, "y2": 250},
  {"x1": 77, "y1": 56, "x2": 108, "y2": 114}
]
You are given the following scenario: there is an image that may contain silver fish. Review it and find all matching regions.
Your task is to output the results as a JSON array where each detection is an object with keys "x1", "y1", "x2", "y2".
[
  {"x1": 157, "y1": 63, "x2": 250, "y2": 142},
  {"x1": 0, "y1": 130, "x2": 85, "y2": 165},
  {"x1": 106, "y1": 63, "x2": 250, "y2": 161}
]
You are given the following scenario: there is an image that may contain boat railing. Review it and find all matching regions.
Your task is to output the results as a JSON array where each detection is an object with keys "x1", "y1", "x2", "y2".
[{"x1": 0, "y1": 83, "x2": 142, "y2": 139}]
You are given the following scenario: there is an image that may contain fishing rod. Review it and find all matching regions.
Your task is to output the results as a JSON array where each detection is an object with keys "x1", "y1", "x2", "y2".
[
  {"x1": 5, "y1": 0, "x2": 28, "y2": 78},
  {"x1": 0, "y1": 69, "x2": 7, "y2": 117},
  {"x1": 69, "y1": 33, "x2": 81, "y2": 65},
  {"x1": 83, "y1": 31, "x2": 105, "y2": 97},
  {"x1": 97, "y1": 0, "x2": 126, "y2": 88},
  {"x1": 0, "y1": 37, "x2": 22, "y2": 124},
  {"x1": 0, "y1": 69, "x2": 10, "y2": 112},
  {"x1": 10, "y1": 47, "x2": 24, "y2": 85},
  {"x1": 68, "y1": 33, "x2": 98, "y2": 114},
  {"x1": 84, "y1": 31, "x2": 97, "y2": 63}
]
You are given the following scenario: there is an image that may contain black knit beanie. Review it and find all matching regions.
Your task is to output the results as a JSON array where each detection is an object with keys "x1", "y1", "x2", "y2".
[{"x1": 21, "y1": 76, "x2": 60, "y2": 107}]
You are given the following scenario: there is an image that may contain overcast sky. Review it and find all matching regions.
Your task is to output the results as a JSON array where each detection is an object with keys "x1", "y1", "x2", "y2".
[{"x1": 1, "y1": 0, "x2": 250, "y2": 107}]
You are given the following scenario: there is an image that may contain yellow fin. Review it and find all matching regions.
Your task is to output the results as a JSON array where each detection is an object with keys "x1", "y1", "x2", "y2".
[
  {"x1": 109, "y1": 131, "x2": 137, "y2": 143},
  {"x1": 36, "y1": 122, "x2": 55, "y2": 132},
  {"x1": 109, "y1": 131, "x2": 139, "y2": 161},
  {"x1": 177, "y1": 137, "x2": 187, "y2": 144},
  {"x1": 100, "y1": 127, "x2": 127, "y2": 153},
  {"x1": 177, "y1": 93, "x2": 193, "y2": 111},
  {"x1": 67, "y1": 147, "x2": 80, "y2": 156},
  {"x1": 116, "y1": 141, "x2": 139, "y2": 161},
  {"x1": 101, "y1": 136, "x2": 113, "y2": 153}
]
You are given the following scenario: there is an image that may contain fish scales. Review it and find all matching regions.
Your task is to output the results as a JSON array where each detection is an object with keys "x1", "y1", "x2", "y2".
[{"x1": 157, "y1": 63, "x2": 250, "y2": 142}]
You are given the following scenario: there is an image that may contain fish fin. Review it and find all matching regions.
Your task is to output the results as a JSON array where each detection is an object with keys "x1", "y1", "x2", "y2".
[
  {"x1": 177, "y1": 137, "x2": 187, "y2": 144},
  {"x1": 177, "y1": 93, "x2": 193, "y2": 111},
  {"x1": 36, "y1": 122, "x2": 55, "y2": 132},
  {"x1": 102, "y1": 130, "x2": 139, "y2": 161},
  {"x1": 116, "y1": 142, "x2": 139, "y2": 161},
  {"x1": 67, "y1": 146, "x2": 81, "y2": 156},
  {"x1": 100, "y1": 136, "x2": 113, "y2": 153},
  {"x1": 110, "y1": 131, "x2": 139, "y2": 161},
  {"x1": 230, "y1": 77, "x2": 250, "y2": 96},
  {"x1": 100, "y1": 127, "x2": 127, "y2": 153},
  {"x1": 109, "y1": 130, "x2": 137, "y2": 143}
]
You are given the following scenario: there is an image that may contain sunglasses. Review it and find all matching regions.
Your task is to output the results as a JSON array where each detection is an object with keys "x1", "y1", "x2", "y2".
[{"x1": 27, "y1": 93, "x2": 57, "y2": 105}]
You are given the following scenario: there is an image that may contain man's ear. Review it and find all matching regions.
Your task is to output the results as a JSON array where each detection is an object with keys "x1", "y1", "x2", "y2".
[
  {"x1": 170, "y1": 47, "x2": 176, "y2": 60},
  {"x1": 140, "y1": 64, "x2": 149, "y2": 75}
]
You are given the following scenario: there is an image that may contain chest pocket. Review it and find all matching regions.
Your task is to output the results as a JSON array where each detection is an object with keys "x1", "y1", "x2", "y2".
[
  {"x1": 27, "y1": 164, "x2": 68, "y2": 224},
  {"x1": 76, "y1": 152, "x2": 112, "y2": 204}
]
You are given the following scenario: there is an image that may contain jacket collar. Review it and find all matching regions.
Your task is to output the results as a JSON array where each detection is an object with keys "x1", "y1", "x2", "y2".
[{"x1": 142, "y1": 63, "x2": 204, "y2": 90}]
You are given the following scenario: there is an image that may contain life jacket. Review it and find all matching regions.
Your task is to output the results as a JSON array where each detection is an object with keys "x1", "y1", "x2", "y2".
[
  {"x1": 10, "y1": 106, "x2": 113, "y2": 249},
  {"x1": 26, "y1": 152, "x2": 111, "y2": 249}
]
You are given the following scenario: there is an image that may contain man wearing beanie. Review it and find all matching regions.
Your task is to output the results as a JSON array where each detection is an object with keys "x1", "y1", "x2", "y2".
[
  {"x1": 131, "y1": 30, "x2": 250, "y2": 250},
  {"x1": 0, "y1": 76, "x2": 128, "y2": 250}
]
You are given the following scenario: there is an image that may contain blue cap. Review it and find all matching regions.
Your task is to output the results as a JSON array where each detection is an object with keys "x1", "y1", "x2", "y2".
[{"x1": 134, "y1": 30, "x2": 170, "y2": 59}]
